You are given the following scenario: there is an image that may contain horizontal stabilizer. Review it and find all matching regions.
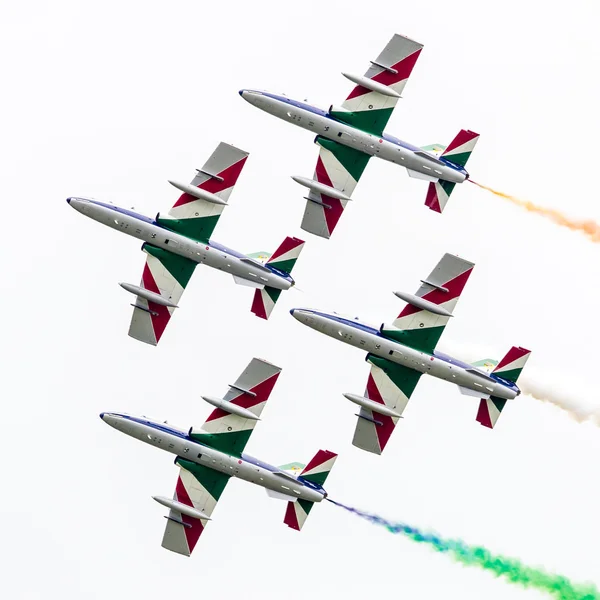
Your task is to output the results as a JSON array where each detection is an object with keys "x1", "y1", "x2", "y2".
[
  {"x1": 232, "y1": 275, "x2": 265, "y2": 289},
  {"x1": 458, "y1": 386, "x2": 490, "y2": 399},
  {"x1": 406, "y1": 168, "x2": 438, "y2": 182},
  {"x1": 272, "y1": 470, "x2": 300, "y2": 483},
  {"x1": 420, "y1": 143, "x2": 447, "y2": 157},
  {"x1": 266, "y1": 488, "x2": 298, "y2": 502},
  {"x1": 239, "y1": 257, "x2": 272, "y2": 272}
]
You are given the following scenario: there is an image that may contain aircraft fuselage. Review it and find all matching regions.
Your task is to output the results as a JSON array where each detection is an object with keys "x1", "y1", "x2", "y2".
[
  {"x1": 101, "y1": 412, "x2": 326, "y2": 503},
  {"x1": 240, "y1": 90, "x2": 467, "y2": 184},
  {"x1": 67, "y1": 197, "x2": 293, "y2": 291},
  {"x1": 291, "y1": 309, "x2": 520, "y2": 401}
]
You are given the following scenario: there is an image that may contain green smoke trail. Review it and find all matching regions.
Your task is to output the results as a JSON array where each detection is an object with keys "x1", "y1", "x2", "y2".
[{"x1": 327, "y1": 499, "x2": 599, "y2": 600}]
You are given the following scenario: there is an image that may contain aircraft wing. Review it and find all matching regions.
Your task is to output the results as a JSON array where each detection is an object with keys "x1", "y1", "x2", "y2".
[
  {"x1": 161, "y1": 459, "x2": 230, "y2": 557},
  {"x1": 128, "y1": 245, "x2": 197, "y2": 346},
  {"x1": 158, "y1": 142, "x2": 249, "y2": 243},
  {"x1": 300, "y1": 138, "x2": 370, "y2": 238},
  {"x1": 381, "y1": 253, "x2": 475, "y2": 354},
  {"x1": 352, "y1": 355, "x2": 422, "y2": 454},
  {"x1": 334, "y1": 33, "x2": 423, "y2": 137},
  {"x1": 189, "y1": 358, "x2": 282, "y2": 455}
]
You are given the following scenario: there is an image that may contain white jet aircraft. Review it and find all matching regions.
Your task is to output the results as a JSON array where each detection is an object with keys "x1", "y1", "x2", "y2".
[
  {"x1": 68, "y1": 142, "x2": 304, "y2": 345},
  {"x1": 240, "y1": 34, "x2": 480, "y2": 238},
  {"x1": 101, "y1": 358, "x2": 337, "y2": 556},
  {"x1": 291, "y1": 254, "x2": 531, "y2": 454}
]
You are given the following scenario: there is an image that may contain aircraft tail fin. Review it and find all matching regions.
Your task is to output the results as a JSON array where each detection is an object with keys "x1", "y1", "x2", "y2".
[
  {"x1": 283, "y1": 450, "x2": 337, "y2": 531},
  {"x1": 441, "y1": 129, "x2": 480, "y2": 168},
  {"x1": 476, "y1": 347, "x2": 531, "y2": 429},
  {"x1": 425, "y1": 179, "x2": 457, "y2": 214},
  {"x1": 491, "y1": 346, "x2": 531, "y2": 384},
  {"x1": 424, "y1": 130, "x2": 479, "y2": 214},
  {"x1": 251, "y1": 286, "x2": 282, "y2": 320},
  {"x1": 250, "y1": 237, "x2": 305, "y2": 320},
  {"x1": 476, "y1": 396, "x2": 508, "y2": 429},
  {"x1": 265, "y1": 236, "x2": 305, "y2": 275}
]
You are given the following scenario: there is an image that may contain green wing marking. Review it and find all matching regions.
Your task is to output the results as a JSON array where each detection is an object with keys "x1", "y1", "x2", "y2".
[
  {"x1": 189, "y1": 430, "x2": 252, "y2": 458},
  {"x1": 157, "y1": 215, "x2": 220, "y2": 244},
  {"x1": 176, "y1": 458, "x2": 230, "y2": 501},
  {"x1": 316, "y1": 137, "x2": 371, "y2": 183},
  {"x1": 368, "y1": 355, "x2": 422, "y2": 398},
  {"x1": 330, "y1": 107, "x2": 394, "y2": 137},
  {"x1": 144, "y1": 245, "x2": 196, "y2": 289},
  {"x1": 380, "y1": 325, "x2": 447, "y2": 354}
]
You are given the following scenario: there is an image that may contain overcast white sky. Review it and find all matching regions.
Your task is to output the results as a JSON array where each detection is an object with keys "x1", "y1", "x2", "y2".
[{"x1": 2, "y1": 1, "x2": 599, "y2": 598}]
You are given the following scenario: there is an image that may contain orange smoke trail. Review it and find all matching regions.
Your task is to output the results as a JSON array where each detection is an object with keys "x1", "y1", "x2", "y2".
[{"x1": 469, "y1": 180, "x2": 600, "y2": 242}]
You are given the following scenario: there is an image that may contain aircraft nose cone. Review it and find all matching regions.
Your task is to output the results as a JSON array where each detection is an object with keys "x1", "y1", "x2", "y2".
[
  {"x1": 289, "y1": 309, "x2": 295, "y2": 316},
  {"x1": 66, "y1": 197, "x2": 72, "y2": 204},
  {"x1": 99, "y1": 412, "x2": 106, "y2": 420},
  {"x1": 238, "y1": 89, "x2": 245, "y2": 97}
]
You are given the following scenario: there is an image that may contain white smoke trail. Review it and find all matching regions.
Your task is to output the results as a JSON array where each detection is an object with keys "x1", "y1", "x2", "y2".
[
  {"x1": 518, "y1": 373, "x2": 600, "y2": 426},
  {"x1": 438, "y1": 341, "x2": 600, "y2": 426}
]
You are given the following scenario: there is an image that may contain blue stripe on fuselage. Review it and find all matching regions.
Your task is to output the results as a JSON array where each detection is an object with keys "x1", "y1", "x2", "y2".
[
  {"x1": 84, "y1": 199, "x2": 293, "y2": 283},
  {"x1": 251, "y1": 92, "x2": 466, "y2": 175},
  {"x1": 295, "y1": 309, "x2": 519, "y2": 393},
  {"x1": 114, "y1": 413, "x2": 297, "y2": 474}
]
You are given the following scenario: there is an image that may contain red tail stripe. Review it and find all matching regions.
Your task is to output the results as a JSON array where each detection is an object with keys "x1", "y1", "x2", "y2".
[
  {"x1": 284, "y1": 502, "x2": 300, "y2": 530},
  {"x1": 173, "y1": 156, "x2": 248, "y2": 207},
  {"x1": 346, "y1": 49, "x2": 422, "y2": 100},
  {"x1": 301, "y1": 450, "x2": 337, "y2": 475},
  {"x1": 425, "y1": 182, "x2": 441, "y2": 213},
  {"x1": 268, "y1": 237, "x2": 304, "y2": 261},
  {"x1": 251, "y1": 289, "x2": 268, "y2": 320},
  {"x1": 476, "y1": 399, "x2": 493, "y2": 429},
  {"x1": 443, "y1": 130, "x2": 479, "y2": 154},
  {"x1": 494, "y1": 347, "x2": 531, "y2": 371}
]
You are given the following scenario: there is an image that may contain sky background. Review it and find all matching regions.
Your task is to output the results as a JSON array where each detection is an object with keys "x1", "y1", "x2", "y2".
[{"x1": 2, "y1": 1, "x2": 599, "y2": 598}]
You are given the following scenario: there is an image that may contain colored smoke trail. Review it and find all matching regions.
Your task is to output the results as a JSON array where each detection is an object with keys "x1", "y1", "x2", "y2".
[
  {"x1": 469, "y1": 181, "x2": 600, "y2": 242},
  {"x1": 327, "y1": 499, "x2": 599, "y2": 600}
]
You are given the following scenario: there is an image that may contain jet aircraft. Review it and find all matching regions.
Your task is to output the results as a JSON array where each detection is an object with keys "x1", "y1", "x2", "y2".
[
  {"x1": 240, "y1": 34, "x2": 479, "y2": 238},
  {"x1": 67, "y1": 142, "x2": 304, "y2": 345},
  {"x1": 291, "y1": 254, "x2": 531, "y2": 454},
  {"x1": 101, "y1": 358, "x2": 337, "y2": 556}
]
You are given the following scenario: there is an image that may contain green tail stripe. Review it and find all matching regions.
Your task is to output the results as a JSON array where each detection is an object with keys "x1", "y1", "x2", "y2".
[
  {"x1": 495, "y1": 368, "x2": 524, "y2": 384},
  {"x1": 367, "y1": 355, "x2": 422, "y2": 398},
  {"x1": 265, "y1": 286, "x2": 282, "y2": 304},
  {"x1": 439, "y1": 180, "x2": 456, "y2": 197},
  {"x1": 442, "y1": 151, "x2": 472, "y2": 168},
  {"x1": 301, "y1": 470, "x2": 330, "y2": 486},
  {"x1": 380, "y1": 325, "x2": 446, "y2": 355},
  {"x1": 144, "y1": 245, "x2": 196, "y2": 289},
  {"x1": 268, "y1": 258, "x2": 297, "y2": 275},
  {"x1": 491, "y1": 396, "x2": 508, "y2": 413},
  {"x1": 190, "y1": 430, "x2": 252, "y2": 457},
  {"x1": 157, "y1": 214, "x2": 219, "y2": 243},
  {"x1": 330, "y1": 107, "x2": 394, "y2": 136},
  {"x1": 298, "y1": 499, "x2": 314, "y2": 516},
  {"x1": 175, "y1": 458, "x2": 230, "y2": 501},
  {"x1": 316, "y1": 137, "x2": 370, "y2": 183}
]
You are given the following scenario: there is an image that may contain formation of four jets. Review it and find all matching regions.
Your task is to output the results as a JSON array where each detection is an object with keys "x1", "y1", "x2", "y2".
[{"x1": 70, "y1": 33, "x2": 530, "y2": 556}]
